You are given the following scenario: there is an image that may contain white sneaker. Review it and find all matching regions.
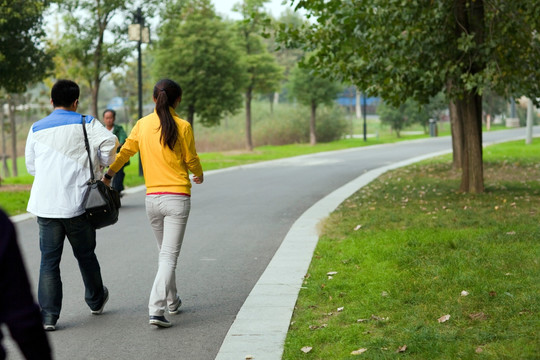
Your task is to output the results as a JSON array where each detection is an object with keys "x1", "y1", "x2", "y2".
[
  {"x1": 169, "y1": 297, "x2": 182, "y2": 315},
  {"x1": 91, "y1": 286, "x2": 109, "y2": 315}
]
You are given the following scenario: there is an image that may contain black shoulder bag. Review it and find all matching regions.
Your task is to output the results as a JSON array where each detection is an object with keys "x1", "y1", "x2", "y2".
[{"x1": 81, "y1": 116, "x2": 121, "y2": 229}]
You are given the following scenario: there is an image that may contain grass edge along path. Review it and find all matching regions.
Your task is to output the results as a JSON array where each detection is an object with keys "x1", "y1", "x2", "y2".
[
  {"x1": 282, "y1": 140, "x2": 539, "y2": 359},
  {"x1": 0, "y1": 134, "x2": 429, "y2": 217}
]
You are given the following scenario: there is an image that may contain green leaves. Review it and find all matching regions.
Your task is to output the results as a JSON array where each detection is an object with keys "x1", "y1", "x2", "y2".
[
  {"x1": 288, "y1": 64, "x2": 341, "y2": 108},
  {"x1": 286, "y1": 0, "x2": 540, "y2": 105},
  {"x1": 152, "y1": 0, "x2": 247, "y2": 126},
  {"x1": 0, "y1": 0, "x2": 52, "y2": 93}
]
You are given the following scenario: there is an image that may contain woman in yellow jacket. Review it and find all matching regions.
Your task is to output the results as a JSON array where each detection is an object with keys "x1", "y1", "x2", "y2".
[{"x1": 102, "y1": 79, "x2": 204, "y2": 328}]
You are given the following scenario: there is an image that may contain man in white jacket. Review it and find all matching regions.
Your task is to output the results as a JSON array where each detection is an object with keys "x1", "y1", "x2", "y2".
[{"x1": 25, "y1": 79, "x2": 118, "y2": 331}]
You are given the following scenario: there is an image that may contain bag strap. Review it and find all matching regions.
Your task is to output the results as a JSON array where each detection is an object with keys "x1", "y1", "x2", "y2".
[{"x1": 81, "y1": 115, "x2": 95, "y2": 182}]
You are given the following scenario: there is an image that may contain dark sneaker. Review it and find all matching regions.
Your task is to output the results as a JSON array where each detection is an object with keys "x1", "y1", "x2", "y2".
[
  {"x1": 149, "y1": 315, "x2": 172, "y2": 328},
  {"x1": 43, "y1": 324, "x2": 56, "y2": 332},
  {"x1": 91, "y1": 286, "x2": 109, "y2": 315},
  {"x1": 169, "y1": 297, "x2": 182, "y2": 315}
]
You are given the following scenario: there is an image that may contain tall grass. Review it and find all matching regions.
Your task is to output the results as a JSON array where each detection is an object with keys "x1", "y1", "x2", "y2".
[{"x1": 193, "y1": 101, "x2": 350, "y2": 152}]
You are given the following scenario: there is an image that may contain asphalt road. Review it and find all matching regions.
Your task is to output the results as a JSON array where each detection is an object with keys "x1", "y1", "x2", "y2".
[{"x1": 4, "y1": 127, "x2": 536, "y2": 360}]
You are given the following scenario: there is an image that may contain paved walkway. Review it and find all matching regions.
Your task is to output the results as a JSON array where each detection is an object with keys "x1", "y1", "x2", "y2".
[{"x1": 11, "y1": 129, "x2": 536, "y2": 360}]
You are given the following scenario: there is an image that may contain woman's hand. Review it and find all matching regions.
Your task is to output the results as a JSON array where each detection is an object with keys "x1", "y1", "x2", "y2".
[{"x1": 101, "y1": 176, "x2": 112, "y2": 186}]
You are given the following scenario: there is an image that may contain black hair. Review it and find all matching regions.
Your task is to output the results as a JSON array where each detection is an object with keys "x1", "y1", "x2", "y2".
[
  {"x1": 51, "y1": 80, "x2": 80, "y2": 108},
  {"x1": 153, "y1": 79, "x2": 182, "y2": 151},
  {"x1": 103, "y1": 109, "x2": 116, "y2": 118}
]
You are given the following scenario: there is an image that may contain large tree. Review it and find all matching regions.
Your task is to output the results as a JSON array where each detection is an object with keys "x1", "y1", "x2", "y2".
[
  {"x1": 53, "y1": 0, "x2": 157, "y2": 117},
  {"x1": 0, "y1": 0, "x2": 52, "y2": 176},
  {"x1": 234, "y1": 0, "x2": 283, "y2": 151},
  {"x1": 284, "y1": 0, "x2": 540, "y2": 193},
  {"x1": 288, "y1": 64, "x2": 342, "y2": 145},
  {"x1": 153, "y1": 0, "x2": 246, "y2": 127}
]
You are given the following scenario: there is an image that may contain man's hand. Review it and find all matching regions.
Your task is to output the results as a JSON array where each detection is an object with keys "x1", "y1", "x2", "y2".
[{"x1": 192, "y1": 174, "x2": 204, "y2": 184}]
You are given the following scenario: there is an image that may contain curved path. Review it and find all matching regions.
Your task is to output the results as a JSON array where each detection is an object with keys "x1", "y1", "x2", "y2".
[{"x1": 6, "y1": 127, "x2": 536, "y2": 360}]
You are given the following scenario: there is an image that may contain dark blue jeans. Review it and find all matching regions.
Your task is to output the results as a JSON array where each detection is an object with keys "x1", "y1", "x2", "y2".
[{"x1": 37, "y1": 215, "x2": 105, "y2": 324}]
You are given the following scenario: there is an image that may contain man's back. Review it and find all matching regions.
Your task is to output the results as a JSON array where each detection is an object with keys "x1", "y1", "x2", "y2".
[{"x1": 25, "y1": 109, "x2": 117, "y2": 218}]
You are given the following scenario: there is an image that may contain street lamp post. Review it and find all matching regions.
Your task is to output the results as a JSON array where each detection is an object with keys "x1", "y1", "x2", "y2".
[
  {"x1": 129, "y1": 8, "x2": 149, "y2": 176},
  {"x1": 362, "y1": 93, "x2": 367, "y2": 141}
]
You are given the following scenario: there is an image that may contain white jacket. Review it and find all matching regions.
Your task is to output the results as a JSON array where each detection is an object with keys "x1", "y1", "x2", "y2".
[{"x1": 25, "y1": 109, "x2": 118, "y2": 218}]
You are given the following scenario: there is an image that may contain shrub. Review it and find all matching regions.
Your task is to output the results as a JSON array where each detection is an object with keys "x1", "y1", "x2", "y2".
[{"x1": 315, "y1": 105, "x2": 348, "y2": 142}]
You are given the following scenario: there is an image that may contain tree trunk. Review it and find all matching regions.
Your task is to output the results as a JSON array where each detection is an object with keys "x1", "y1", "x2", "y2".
[
  {"x1": 187, "y1": 105, "x2": 195, "y2": 127},
  {"x1": 92, "y1": 80, "x2": 100, "y2": 118},
  {"x1": 448, "y1": 96, "x2": 463, "y2": 170},
  {"x1": 310, "y1": 101, "x2": 317, "y2": 146},
  {"x1": 245, "y1": 88, "x2": 253, "y2": 151},
  {"x1": 8, "y1": 96, "x2": 17, "y2": 177},
  {"x1": 452, "y1": 0, "x2": 485, "y2": 192},
  {"x1": 456, "y1": 91, "x2": 484, "y2": 193},
  {"x1": 0, "y1": 102, "x2": 10, "y2": 178},
  {"x1": 526, "y1": 98, "x2": 533, "y2": 144},
  {"x1": 92, "y1": 17, "x2": 105, "y2": 118}
]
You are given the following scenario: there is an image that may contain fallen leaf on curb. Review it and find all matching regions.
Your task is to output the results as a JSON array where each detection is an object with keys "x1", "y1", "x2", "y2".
[
  {"x1": 301, "y1": 346, "x2": 312, "y2": 353},
  {"x1": 354, "y1": 224, "x2": 362, "y2": 231},
  {"x1": 396, "y1": 345, "x2": 407, "y2": 353},
  {"x1": 469, "y1": 312, "x2": 488, "y2": 321},
  {"x1": 245, "y1": 355, "x2": 254, "y2": 360},
  {"x1": 437, "y1": 314, "x2": 450, "y2": 323},
  {"x1": 351, "y1": 348, "x2": 367, "y2": 355},
  {"x1": 461, "y1": 290, "x2": 469, "y2": 296}
]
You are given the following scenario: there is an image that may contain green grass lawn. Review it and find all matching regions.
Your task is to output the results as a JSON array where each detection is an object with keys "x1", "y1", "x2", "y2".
[{"x1": 282, "y1": 140, "x2": 540, "y2": 359}]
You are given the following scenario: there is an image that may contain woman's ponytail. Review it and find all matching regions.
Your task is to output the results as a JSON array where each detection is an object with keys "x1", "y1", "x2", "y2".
[{"x1": 153, "y1": 79, "x2": 182, "y2": 151}]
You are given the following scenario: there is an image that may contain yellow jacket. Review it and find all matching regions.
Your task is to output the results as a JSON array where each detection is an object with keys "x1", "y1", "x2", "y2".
[{"x1": 109, "y1": 108, "x2": 203, "y2": 195}]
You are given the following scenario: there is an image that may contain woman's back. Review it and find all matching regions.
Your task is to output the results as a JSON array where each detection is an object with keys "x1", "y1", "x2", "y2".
[{"x1": 127, "y1": 108, "x2": 202, "y2": 195}]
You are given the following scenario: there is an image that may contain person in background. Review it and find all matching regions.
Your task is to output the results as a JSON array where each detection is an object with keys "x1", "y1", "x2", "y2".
[
  {"x1": 102, "y1": 109, "x2": 128, "y2": 195},
  {"x1": 102, "y1": 79, "x2": 204, "y2": 328},
  {"x1": 25, "y1": 79, "x2": 117, "y2": 331},
  {"x1": 0, "y1": 209, "x2": 52, "y2": 359}
]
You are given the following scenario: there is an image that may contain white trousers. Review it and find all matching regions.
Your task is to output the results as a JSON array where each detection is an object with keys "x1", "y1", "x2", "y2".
[{"x1": 145, "y1": 194, "x2": 190, "y2": 316}]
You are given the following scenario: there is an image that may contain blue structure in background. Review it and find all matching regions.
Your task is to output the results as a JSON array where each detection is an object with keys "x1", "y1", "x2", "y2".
[
  {"x1": 335, "y1": 86, "x2": 380, "y2": 112},
  {"x1": 106, "y1": 97, "x2": 125, "y2": 111},
  {"x1": 336, "y1": 96, "x2": 379, "y2": 107}
]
